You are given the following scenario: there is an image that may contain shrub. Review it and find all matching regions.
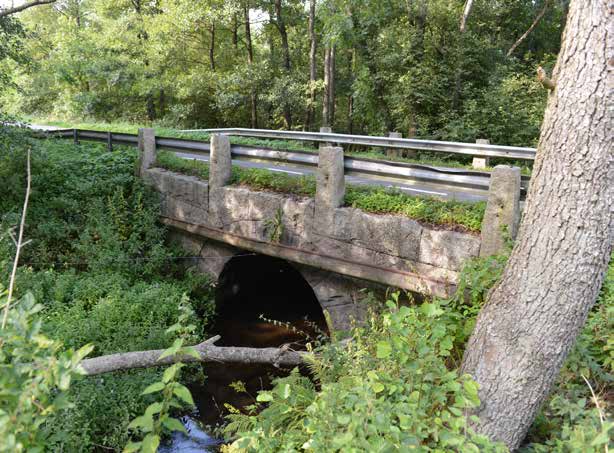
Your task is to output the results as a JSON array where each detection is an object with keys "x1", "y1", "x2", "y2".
[{"x1": 224, "y1": 296, "x2": 506, "y2": 452}]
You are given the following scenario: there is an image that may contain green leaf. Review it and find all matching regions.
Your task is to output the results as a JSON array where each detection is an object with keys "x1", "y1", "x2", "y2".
[
  {"x1": 128, "y1": 415, "x2": 153, "y2": 432},
  {"x1": 141, "y1": 433, "x2": 160, "y2": 453},
  {"x1": 123, "y1": 441, "x2": 142, "y2": 453},
  {"x1": 180, "y1": 346, "x2": 201, "y2": 361},
  {"x1": 145, "y1": 402, "x2": 163, "y2": 418},
  {"x1": 158, "y1": 339, "x2": 183, "y2": 361},
  {"x1": 172, "y1": 383, "x2": 194, "y2": 406},
  {"x1": 376, "y1": 341, "x2": 392, "y2": 359},
  {"x1": 162, "y1": 417, "x2": 188, "y2": 434},
  {"x1": 163, "y1": 364, "x2": 181, "y2": 383},
  {"x1": 142, "y1": 382, "x2": 165, "y2": 395},
  {"x1": 256, "y1": 392, "x2": 273, "y2": 402}
]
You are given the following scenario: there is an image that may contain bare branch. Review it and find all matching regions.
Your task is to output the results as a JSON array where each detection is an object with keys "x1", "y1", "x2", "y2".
[
  {"x1": 507, "y1": 0, "x2": 551, "y2": 57},
  {"x1": 0, "y1": 0, "x2": 56, "y2": 17},
  {"x1": 459, "y1": 0, "x2": 474, "y2": 33},
  {"x1": 80, "y1": 336, "x2": 308, "y2": 376},
  {"x1": 537, "y1": 66, "x2": 555, "y2": 90},
  {"x1": 2, "y1": 149, "x2": 31, "y2": 329}
]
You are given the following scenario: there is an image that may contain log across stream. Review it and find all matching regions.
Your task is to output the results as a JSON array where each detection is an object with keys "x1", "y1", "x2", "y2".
[{"x1": 160, "y1": 316, "x2": 328, "y2": 452}]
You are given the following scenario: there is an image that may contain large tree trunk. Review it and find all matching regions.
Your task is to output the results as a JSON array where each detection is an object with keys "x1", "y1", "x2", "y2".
[
  {"x1": 305, "y1": 0, "x2": 317, "y2": 131},
  {"x1": 460, "y1": 1, "x2": 612, "y2": 450}
]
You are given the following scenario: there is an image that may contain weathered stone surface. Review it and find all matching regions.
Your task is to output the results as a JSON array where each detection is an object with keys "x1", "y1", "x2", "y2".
[
  {"x1": 386, "y1": 131, "x2": 402, "y2": 159},
  {"x1": 420, "y1": 228, "x2": 481, "y2": 271},
  {"x1": 146, "y1": 168, "x2": 208, "y2": 224},
  {"x1": 209, "y1": 134, "x2": 232, "y2": 189},
  {"x1": 315, "y1": 146, "x2": 344, "y2": 212},
  {"x1": 472, "y1": 138, "x2": 491, "y2": 169},
  {"x1": 137, "y1": 128, "x2": 156, "y2": 177},
  {"x1": 480, "y1": 165, "x2": 521, "y2": 257}
]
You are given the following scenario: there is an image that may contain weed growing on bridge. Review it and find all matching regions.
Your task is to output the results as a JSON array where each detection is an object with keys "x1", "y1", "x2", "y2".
[{"x1": 155, "y1": 155, "x2": 485, "y2": 232}]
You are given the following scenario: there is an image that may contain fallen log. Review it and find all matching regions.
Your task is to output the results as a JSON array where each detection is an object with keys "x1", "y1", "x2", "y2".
[{"x1": 80, "y1": 335, "x2": 308, "y2": 376}]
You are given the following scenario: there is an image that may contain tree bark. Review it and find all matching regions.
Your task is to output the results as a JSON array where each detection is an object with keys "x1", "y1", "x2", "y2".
[
  {"x1": 305, "y1": 0, "x2": 317, "y2": 131},
  {"x1": 0, "y1": 0, "x2": 55, "y2": 17},
  {"x1": 80, "y1": 336, "x2": 306, "y2": 376},
  {"x1": 322, "y1": 46, "x2": 331, "y2": 127},
  {"x1": 329, "y1": 45, "x2": 335, "y2": 126},
  {"x1": 274, "y1": 0, "x2": 292, "y2": 129},
  {"x1": 460, "y1": 1, "x2": 612, "y2": 450},
  {"x1": 209, "y1": 21, "x2": 216, "y2": 71},
  {"x1": 244, "y1": 3, "x2": 258, "y2": 128}
]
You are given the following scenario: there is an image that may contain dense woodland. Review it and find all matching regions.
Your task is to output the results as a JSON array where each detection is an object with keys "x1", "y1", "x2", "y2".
[
  {"x1": 1, "y1": 0, "x2": 566, "y2": 145},
  {"x1": 0, "y1": 1, "x2": 612, "y2": 453}
]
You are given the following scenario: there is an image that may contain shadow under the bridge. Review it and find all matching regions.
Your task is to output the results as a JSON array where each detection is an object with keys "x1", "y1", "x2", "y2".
[{"x1": 191, "y1": 253, "x2": 329, "y2": 429}]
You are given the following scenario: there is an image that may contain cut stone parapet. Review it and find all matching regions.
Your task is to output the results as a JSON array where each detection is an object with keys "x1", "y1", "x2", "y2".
[
  {"x1": 315, "y1": 146, "x2": 345, "y2": 211},
  {"x1": 136, "y1": 128, "x2": 156, "y2": 177},
  {"x1": 480, "y1": 164, "x2": 521, "y2": 257},
  {"x1": 472, "y1": 138, "x2": 490, "y2": 169},
  {"x1": 209, "y1": 133, "x2": 232, "y2": 189}
]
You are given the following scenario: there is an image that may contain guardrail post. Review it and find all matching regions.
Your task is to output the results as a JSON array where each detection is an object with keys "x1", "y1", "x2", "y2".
[
  {"x1": 316, "y1": 146, "x2": 345, "y2": 212},
  {"x1": 472, "y1": 139, "x2": 490, "y2": 169},
  {"x1": 73, "y1": 129, "x2": 79, "y2": 145},
  {"x1": 320, "y1": 126, "x2": 332, "y2": 147},
  {"x1": 480, "y1": 165, "x2": 521, "y2": 257},
  {"x1": 136, "y1": 128, "x2": 156, "y2": 177},
  {"x1": 107, "y1": 132, "x2": 113, "y2": 152},
  {"x1": 209, "y1": 133, "x2": 232, "y2": 189},
  {"x1": 386, "y1": 131, "x2": 402, "y2": 159}
]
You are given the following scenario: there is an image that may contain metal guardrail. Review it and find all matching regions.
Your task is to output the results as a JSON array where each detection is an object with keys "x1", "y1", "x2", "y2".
[
  {"x1": 43, "y1": 128, "x2": 529, "y2": 198},
  {"x1": 192, "y1": 127, "x2": 537, "y2": 161}
]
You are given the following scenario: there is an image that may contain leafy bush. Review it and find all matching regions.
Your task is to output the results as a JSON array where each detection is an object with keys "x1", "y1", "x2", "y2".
[
  {"x1": 0, "y1": 134, "x2": 215, "y2": 451},
  {"x1": 0, "y1": 290, "x2": 92, "y2": 453},
  {"x1": 224, "y1": 296, "x2": 505, "y2": 452}
]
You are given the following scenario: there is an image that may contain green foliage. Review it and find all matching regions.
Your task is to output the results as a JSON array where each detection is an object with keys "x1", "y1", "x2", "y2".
[
  {"x1": 0, "y1": 290, "x2": 93, "y2": 453},
  {"x1": 0, "y1": 134, "x2": 215, "y2": 451},
  {"x1": 3, "y1": 0, "x2": 565, "y2": 149},
  {"x1": 523, "y1": 256, "x2": 614, "y2": 451},
  {"x1": 125, "y1": 296, "x2": 199, "y2": 453},
  {"x1": 345, "y1": 186, "x2": 485, "y2": 232},
  {"x1": 224, "y1": 296, "x2": 505, "y2": 452}
]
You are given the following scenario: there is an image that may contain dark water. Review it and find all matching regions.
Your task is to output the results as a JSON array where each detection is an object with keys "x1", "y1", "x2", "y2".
[
  {"x1": 162, "y1": 254, "x2": 330, "y2": 451},
  {"x1": 161, "y1": 317, "x2": 327, "y2": 452}
]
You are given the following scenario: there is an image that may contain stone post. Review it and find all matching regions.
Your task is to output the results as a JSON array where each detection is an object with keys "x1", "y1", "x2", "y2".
[
  {"x1": 136, "y1": 128, "x2": 156, "y2": 177},
  {"x1": 472, "y1": 138, "x2": 490, "y2": 169},
  {"x1": 316, "y1": 146, "x2": 345, "y2": 211},
  {"x1": 386, "y1": 131, "x2": 402, "y2": 159},
  {"x1": 320, "y1": 126, "x2": 332, "y2": 147},
  {"x1": 480, "y1": 165, "x2": 521, "y2": 257},
  {"x1": 209, "y1": 133, "x2": 232, "y2": 189}
]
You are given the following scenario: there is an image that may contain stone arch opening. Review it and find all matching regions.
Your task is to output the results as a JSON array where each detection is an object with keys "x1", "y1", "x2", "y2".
[{"x1": 213, "y1": 253, "x2": 329, "y2": 347}]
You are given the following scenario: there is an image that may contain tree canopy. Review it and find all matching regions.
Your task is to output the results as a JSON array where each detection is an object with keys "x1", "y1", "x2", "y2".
[{"x1": 1, "y1": 0, "x2": 566, "y2": 146}]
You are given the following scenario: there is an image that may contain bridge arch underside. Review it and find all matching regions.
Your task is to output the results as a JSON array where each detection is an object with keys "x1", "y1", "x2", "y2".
[{"x1": 169, "y1": 231, "x2": 380, "y2": 332}]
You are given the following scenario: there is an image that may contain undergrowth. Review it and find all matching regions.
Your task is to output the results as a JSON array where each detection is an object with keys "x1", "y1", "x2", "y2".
[{"x1": 0, "y1": 128, "x2": 215, "y2": 451}]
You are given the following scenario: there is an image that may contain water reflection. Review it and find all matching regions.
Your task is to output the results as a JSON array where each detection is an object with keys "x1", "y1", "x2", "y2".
[{"x1": 159, "y1": 415, "x2": 222, "y2": 453}]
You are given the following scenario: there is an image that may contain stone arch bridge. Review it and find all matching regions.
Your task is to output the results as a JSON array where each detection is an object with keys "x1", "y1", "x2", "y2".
[{"x1": 136, "y1": 129, "x2": 521, "y2": 330}]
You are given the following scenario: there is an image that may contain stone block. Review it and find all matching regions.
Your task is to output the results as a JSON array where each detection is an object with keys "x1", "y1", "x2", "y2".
[
  {"x1": 480, "y1": 165, "x2": 521, "y2": 257},
  {"x1": 420, "y1": 228, "x2": 481, "y2": 271},
  {"x1": 316, "y1": 146, "x2": 345, "y2": 211},
  {"x1": 209, "y1": 134, "x2": 232, "y2": 189},
  {"x1": 137, "y1": 128, "x2": 156, "y2": 177},
  {"x1": 472, "y1": 139, "x2": 491, "y2": 169},
  {"x1": 386, "y1": 131, "x2": 402, "y2": 159}
]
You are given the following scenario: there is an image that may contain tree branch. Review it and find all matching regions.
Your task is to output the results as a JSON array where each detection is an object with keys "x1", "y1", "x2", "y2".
[
  {"x1": 459, "y1": 0, "x2": 474, "y2": 33},
  {"x1": 507, "y1": 0, "x2": 551, "y2": 57},
  {"x1": 80, "y1": 335, "x2": 308, "y2": 376},
  {"x1": 0, "y1": 0, "x2": 56, "y2": 17},
  {"x1": 2, "y1": 149, "x2": 31, "y2": 330}
]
